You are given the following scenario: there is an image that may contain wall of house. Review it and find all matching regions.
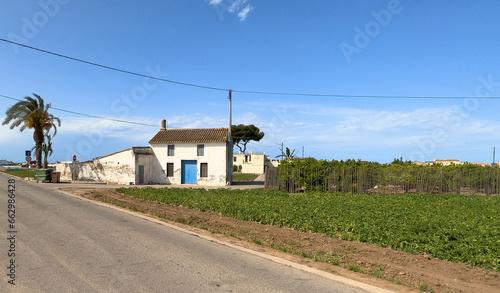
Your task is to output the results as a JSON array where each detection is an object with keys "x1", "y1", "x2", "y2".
[
  {"x1": 56, "y1": 149, "x2": 137, "y2": 185},
  {"x1": 233, "y1": 154, "x2": 266, "y2": 174},
  {"x1": 150, "y1": 142, "x2": 228, "y2": 186},
  {"x1": 94, "y1": 150, "x2": 136, "y2": 184}
]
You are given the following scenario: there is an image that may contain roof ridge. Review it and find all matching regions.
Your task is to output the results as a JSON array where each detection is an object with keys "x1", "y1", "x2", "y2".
[
  {"x1": 160, "y1": 127, "x2": 228, "y2": 130},
  {"x1": 149, "y1": 127, "x2": 229, "y2": 144}
]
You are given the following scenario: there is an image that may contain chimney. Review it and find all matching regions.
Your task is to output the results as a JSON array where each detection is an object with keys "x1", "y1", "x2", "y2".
[{"x1": 161, "y1": 119, "x2": 167, "y2": 130}]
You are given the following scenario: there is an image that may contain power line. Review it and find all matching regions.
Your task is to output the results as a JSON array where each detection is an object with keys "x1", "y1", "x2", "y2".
[
  {"x1": 0, "y1": 94, "x2": 157, "y2": 127},
  {"x1": 0, "y1": 38, "x2": 228, "y2": 92},
  {"x1": 232, "y1": 90, "x2": 498, "y2": 99},
  {"x1": 2, "y1": 38, "x2": 500, "y2": 99}
]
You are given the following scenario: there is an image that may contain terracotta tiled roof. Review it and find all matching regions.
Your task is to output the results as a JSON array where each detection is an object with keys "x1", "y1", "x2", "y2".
[{"x1": 149, "y1": 128, "x2": 229, "y2": 144}]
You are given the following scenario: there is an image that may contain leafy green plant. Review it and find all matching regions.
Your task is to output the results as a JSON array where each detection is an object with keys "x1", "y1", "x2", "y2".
[
  {"x1": 117, "y1": 187, "x2": 500, "y2": 270},
  {"x1": 345, "y1": 263, "x2": 365, "y2": 273},
  {"x1": 417, "y1": 281, "x2": 428, "y2": 291},
  {"x1": 312, "y1": 251, "x2": 342, "y2": 266},
  {"x1": 252, "y1": 238, "x2": 262, "y2": 245}
]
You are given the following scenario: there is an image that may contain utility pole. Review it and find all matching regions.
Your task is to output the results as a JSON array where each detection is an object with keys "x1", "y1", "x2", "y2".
[
  {"x1": 228, "y1": 89, "x2": 232, "y2": 137},
  {"x1": 228, "y1": 89, "x2": 233, "y2": 185},
  {"x1": 302, "y1": 146, "x2": 304, "y2": 158},
  {"x1": 493, "y1": 147, "x2": 496, "y2": 166}
]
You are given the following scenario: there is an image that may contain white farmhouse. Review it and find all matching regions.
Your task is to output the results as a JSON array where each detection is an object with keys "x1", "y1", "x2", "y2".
[{"x1": 149, "y1": 122, "x2": 233, "y2": 186}]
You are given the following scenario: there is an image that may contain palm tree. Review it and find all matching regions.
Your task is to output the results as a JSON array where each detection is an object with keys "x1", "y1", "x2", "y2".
[
  {"x1": 31, "y1": 133, "x2": 54, "y2": 169},
  {"x1": 42, "y1": 134, "x2": 54, "y2": 169},
  {"x1": 2, "y1": 94, "x2": 61, "y2": 169},
  {"x1": 276, "y1": 145, "x2": 298, "y2": 161}
]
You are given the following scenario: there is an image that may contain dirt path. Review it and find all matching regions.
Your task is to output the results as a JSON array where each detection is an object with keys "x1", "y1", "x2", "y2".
[{"x1": 62, "y1": 187, "x2": 500, "y2": 293}]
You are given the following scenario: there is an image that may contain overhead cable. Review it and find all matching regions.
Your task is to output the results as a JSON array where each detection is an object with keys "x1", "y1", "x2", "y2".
[
  {"x1": 0, "y1": 94, "x2": 157, "y2": 127},
  {"x1": 2, "y1": 38, "x2": 499, "y2": 99}
]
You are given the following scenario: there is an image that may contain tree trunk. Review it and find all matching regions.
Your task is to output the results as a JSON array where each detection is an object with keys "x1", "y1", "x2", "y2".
[
  {"x1": 33, "y1": 129, "x2": 44, "y2": 169},
  {"x1": 236, "y1": 144, "x2": 245, "y2": 154},
  {"x1": 43, "y1": 151, "x2": 48, "y2": 169}
]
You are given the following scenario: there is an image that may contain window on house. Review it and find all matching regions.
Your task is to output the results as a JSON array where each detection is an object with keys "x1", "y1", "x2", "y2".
[
  {"x1": 200, "y1": 163, "x2": 208, "y2": 177},
  {"x1": 233, "y1": 156, "x2": 237, "y2": 162},
  {"x1": 167, "y1": 163, "x2": 174, "y2": 177},
  {"x1": 197, "y1": 144, "x2": 204, "y2": 156},
  {"x1": 168, "y1": 145, "x2": 174, "y2": 156}
]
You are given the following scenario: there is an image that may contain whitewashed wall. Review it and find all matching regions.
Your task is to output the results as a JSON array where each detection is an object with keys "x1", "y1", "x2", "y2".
[
  {"x1": 56, "y1": 149, "x2": 137, "y2": 185},
  {"x1": 150, "y1": 142, "x2": 228, "y2": 186}
]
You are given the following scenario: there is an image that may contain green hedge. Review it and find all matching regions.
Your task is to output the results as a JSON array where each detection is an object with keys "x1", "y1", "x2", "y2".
[{"x1": 274, "y1": 158, "x2": 500, "y2": 194}]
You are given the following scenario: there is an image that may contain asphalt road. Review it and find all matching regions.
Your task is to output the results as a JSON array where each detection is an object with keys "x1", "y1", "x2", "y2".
[{"x1": 0, "y1": 173, "x2": 388, "y2": 292}]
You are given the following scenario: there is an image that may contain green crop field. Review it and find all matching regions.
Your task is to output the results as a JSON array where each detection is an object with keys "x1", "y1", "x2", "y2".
[
  {"x1": 1, "y1": 169, "x2": 37, "y2": 178},
  {"x1": 117, "y1": 187, "x2": 500, "y2": 271},
  {"x1": 232, "y1": 173, "x2": 259, "y2": 181}
]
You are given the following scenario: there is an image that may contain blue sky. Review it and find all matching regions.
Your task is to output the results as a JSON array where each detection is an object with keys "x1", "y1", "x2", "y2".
[{"x1": 1, "y1": 0, "x2": 500, "y2": 163}]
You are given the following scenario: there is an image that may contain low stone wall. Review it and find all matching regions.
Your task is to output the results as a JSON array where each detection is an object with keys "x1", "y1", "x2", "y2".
[{"x1": 56, "y1": 160, "x2": 135, "y2": 185}]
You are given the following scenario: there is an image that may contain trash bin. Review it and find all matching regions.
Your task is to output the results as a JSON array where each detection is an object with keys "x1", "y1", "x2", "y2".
[
  {"x1": 36, "y1": 169, "x2": 53, "y2": 182},
  {"x1": 51, "y1": 172, "x2": 60, "y2": 183}
]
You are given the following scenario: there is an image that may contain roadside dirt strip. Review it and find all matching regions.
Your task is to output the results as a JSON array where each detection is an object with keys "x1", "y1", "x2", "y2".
[{"x1": 62, "y1": 187, "x2": 500, "y2": 293}]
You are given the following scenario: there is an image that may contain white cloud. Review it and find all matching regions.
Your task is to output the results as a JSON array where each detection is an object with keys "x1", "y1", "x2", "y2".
[
  {"x1": 235, "y1": 100, "x2": 500, "y2": 161},
  {"x1": 0, "y1": 125, "x2": 34, "y2": 148},
  {"x1": 4, "y1": 101, "x2": 497, "y2": 162},
  {"x1": 237, "y1": 4, "x2": 253, "y2": 21},
  {"x1": 233, "y1": 112, "x2": 259, "y2": 125},
  {"x1": 0, "y1": 120, "x2": 44, "y2": 161},
  {"x1": 53, "y1": 116, "x2": 158, "y2": 150},
  {"x1": 60, "y1": 116, "x2": 155, "y2": 133},
  {"x1": 228, "y1": 0, "x2": 245, "y2": 13},
  {"x1": 208, "y1": 0, "x2": 254, "y2": 21}
]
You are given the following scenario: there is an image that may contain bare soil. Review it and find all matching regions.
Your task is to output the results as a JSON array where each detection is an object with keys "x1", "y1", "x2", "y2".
[{"x1": 62, "y1": 187, "x2": 500, "y2": 293}]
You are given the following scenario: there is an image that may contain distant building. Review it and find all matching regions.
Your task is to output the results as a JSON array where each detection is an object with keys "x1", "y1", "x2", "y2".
[
  {"x1": 414, "y1": 159, "x2": 500, "y2": 167},
  {"x1": 432, "y1": 159, "x2": 462, "y2": 166},
  {"x1": 233, "y1": 152, "x2": 279, "y2": 174},
  {"x1": 413, "y1": 159, "x2": 462, "y2": 166}
]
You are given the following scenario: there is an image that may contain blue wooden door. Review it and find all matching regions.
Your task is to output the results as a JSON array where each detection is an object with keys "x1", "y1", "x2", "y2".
[{"x1": 181, "y1": 160, "x2": 197, "y2": 184}]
